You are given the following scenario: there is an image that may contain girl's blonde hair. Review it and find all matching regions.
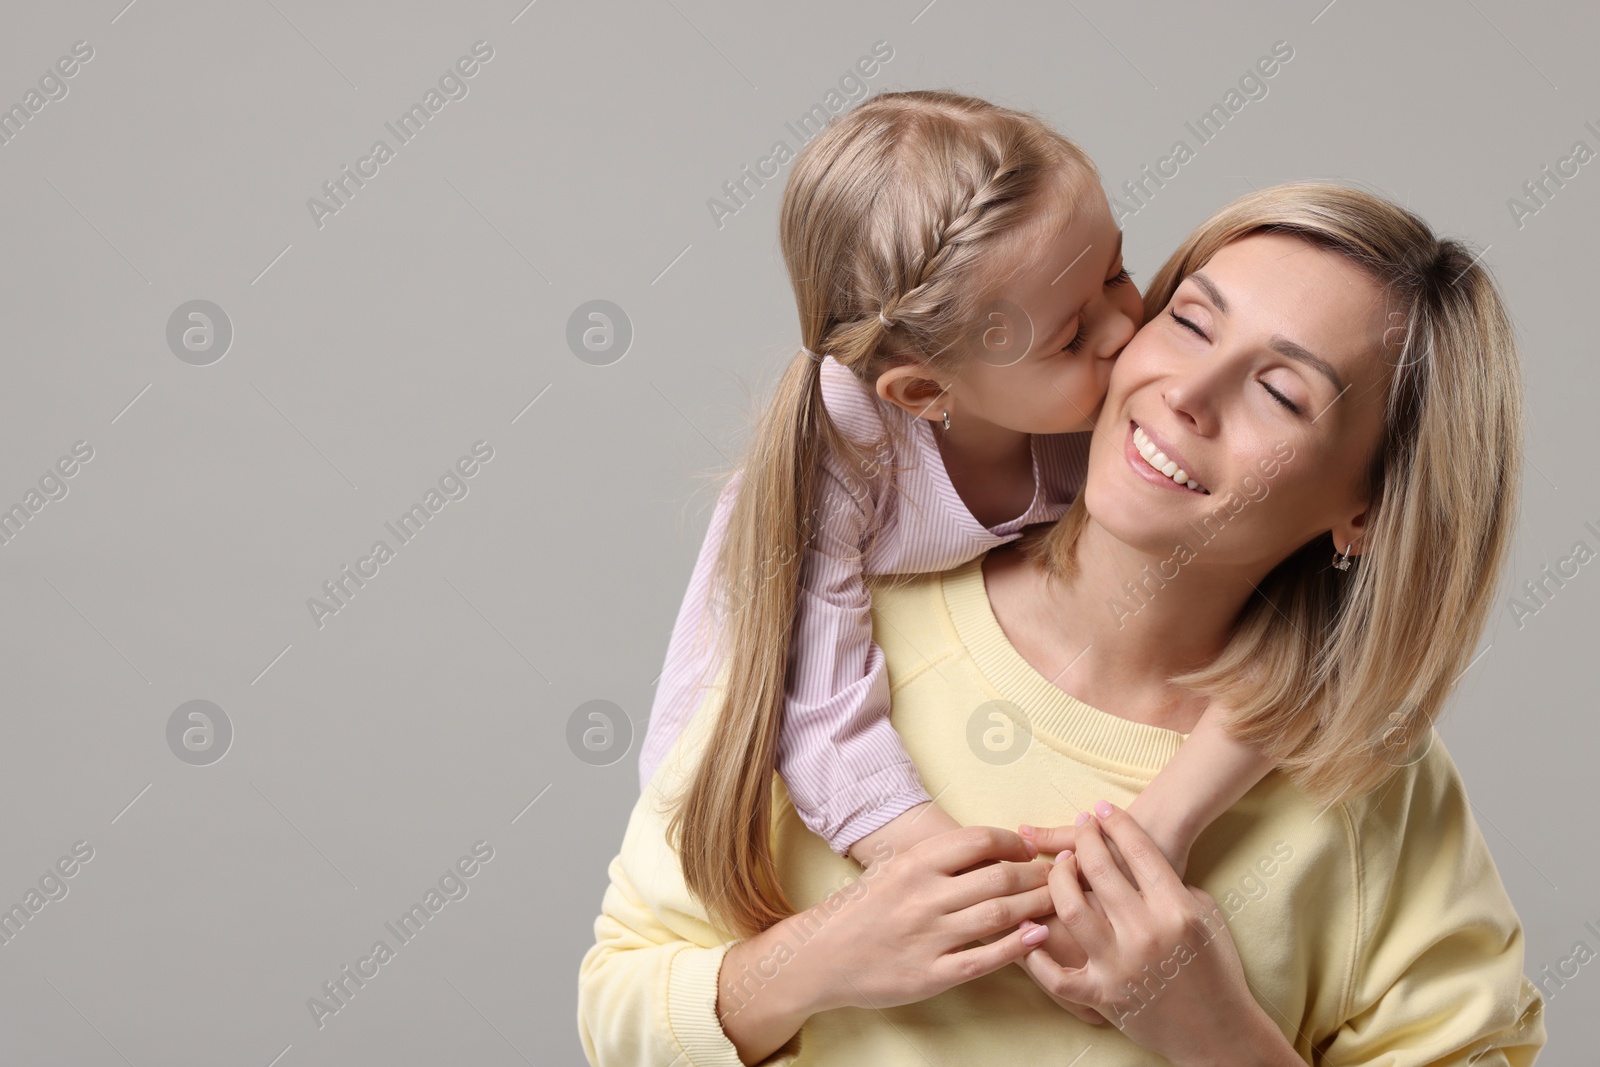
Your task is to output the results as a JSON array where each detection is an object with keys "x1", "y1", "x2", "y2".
[
  {"x1": 1025, "y1": 181, "x2": 1524, "y2": 809},
  {"x1": 665, "y1": 89, "x2": 1099, "y2": 938}
]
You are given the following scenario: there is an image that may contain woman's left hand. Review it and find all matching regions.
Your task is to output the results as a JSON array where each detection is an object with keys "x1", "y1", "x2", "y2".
[{"x1": 1020, "y1": 801, "x2": 1289, "y2": 1065}]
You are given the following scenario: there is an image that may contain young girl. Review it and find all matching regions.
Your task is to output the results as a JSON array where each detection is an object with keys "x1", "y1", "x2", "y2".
[{"x1": 638, "y1": 90, "x2": 1276, "y2": 939}]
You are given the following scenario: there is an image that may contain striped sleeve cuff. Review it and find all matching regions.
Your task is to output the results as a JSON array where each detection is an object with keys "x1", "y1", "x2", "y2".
[{"x1": 806, "y1": 762, "x2": 931, "y2": 857}]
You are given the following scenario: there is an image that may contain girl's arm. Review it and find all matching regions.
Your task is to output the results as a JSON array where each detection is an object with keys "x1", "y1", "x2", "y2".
[
  {"x1": 638, "y1": 441, "x2": 963, "y2": 860},
  {"x1": 1022, "y1": 700, "x2": 1273, "y2": 880},
  {"x1": 1127, "y1": 701, "x2": 1274, "y2": 878},
  {"x1": 775, "y1": 447, "x2": 953, "y2": 861},
  {"x1": 637, "y1": 475, "x2": 743, "y2": 791},
  {"x1": 847, "y1": 801, "x2": 961, "y2": 865}
]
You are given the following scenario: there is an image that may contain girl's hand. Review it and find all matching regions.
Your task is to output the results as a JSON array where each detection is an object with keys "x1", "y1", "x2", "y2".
[
  {"x1": 1020, "y1": 802, "x2": 1284, "y2": 1066},
  {"x1": 1020, "y1": 807, "x2": 1192, "y2": 883},
  {"x1": 779, "y1": 826, "x2": 1058, "y2": 1014},
  {"x1": 1123, "y1": 794, "x2": 1194, "y2": 881}
]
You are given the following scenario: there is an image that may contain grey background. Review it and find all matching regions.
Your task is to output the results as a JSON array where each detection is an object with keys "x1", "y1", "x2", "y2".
[{"x1": 0, "y1": 0, "x2": 1592, "y2": 1063}]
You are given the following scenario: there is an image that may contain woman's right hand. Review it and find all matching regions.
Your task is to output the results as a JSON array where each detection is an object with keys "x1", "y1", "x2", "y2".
[
  {"x1": 1010, "y1": 912, "x2": 1111, "y2": 1026},
  {"x1": 718, "y1": 825, "x2": 1056, "y2": 1063},
  {"x1": 791, "y1": 825, "x2": 1058, "y2": 1009},
  {"x1": 720, "y1": 825, "x2": 1056, "y2": 1062}
]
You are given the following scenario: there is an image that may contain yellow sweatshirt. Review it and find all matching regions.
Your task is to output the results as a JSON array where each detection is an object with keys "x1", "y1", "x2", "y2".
[{"x1": 578, "y1": 556, "x2": 1547, "y2": 1065}]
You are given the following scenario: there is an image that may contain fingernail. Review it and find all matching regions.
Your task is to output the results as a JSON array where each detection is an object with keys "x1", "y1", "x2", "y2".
[
  {"x1": 1019, "y1": 823, "x2": 1035, "y2": 837},
  {"x1": 1075, "y1": 811, "x2": 1090, "y2": 826},
  {"x1": 1021, "y1": 923, "x2": 1050, "y2": 946},
  {"x1": 1095, "y1": 800, "x2": 1114, "y2": 819},
  {"x1": 1053, "y1": 849, "x2": 1069, "y2": 864},
  {"x1": 1022, "y1": 838, "x2": 1038, "y2": 859}
]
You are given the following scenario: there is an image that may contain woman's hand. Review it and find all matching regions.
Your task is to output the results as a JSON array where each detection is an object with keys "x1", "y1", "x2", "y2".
[
  {"x1": 1006, "y1": 824, "x2": 1112, "y2": 1026},
  {"x1": 1020, "y1": 802, "x2": 1296, "y2": 1067},
  {"x1": 971, "y1": 879, "x2": 1111, "y2": 1027},
  {"x1": 718, "y1": 824, "x2": 1058, "y2": 1062},
  {"x1": 813, "y1": 825, "x2": 1058, "y2": 1010},
  {"x1": 1005, "y1": 911, "x2": 1113, "y2": 1026},
  {"x1": 853, "y1": 808, "x2": 1115, "y2": 1027}
]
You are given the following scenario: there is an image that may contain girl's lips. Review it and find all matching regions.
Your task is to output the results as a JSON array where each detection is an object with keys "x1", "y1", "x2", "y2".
[{"x1": 1123, "y1": 421, "x2": 1209, "y2": 494}]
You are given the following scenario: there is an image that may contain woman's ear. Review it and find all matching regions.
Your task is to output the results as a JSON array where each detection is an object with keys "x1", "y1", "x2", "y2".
[
  {"x1": 874, "y1": 363, "x2": 950, "y2": 423},
  {"x1": 1331, "y1": 508, "x2": 1369, "y2": 559}
]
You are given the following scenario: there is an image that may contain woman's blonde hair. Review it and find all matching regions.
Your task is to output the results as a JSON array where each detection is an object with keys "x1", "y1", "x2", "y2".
[
  {"x1": 665, "y1": 89, "x2": 1098, "y2": 938},
  {"x1": 1025, "y1": 181, "x2": 1524, "y2": 809}
]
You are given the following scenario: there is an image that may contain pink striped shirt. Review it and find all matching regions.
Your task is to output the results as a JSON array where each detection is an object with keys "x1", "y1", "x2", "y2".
[{"x1": 637, "y1": 353, "x2": 1090, "y2": 855}]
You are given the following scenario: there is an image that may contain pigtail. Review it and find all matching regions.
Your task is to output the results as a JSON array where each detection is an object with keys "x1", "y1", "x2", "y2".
[{"x1": 666, "y1": 89, "x2": 1099, "y2": 937}]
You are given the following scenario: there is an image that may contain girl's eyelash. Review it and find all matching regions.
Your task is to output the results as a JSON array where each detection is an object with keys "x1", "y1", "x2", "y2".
[
  {"x1": 1063, "y1": 320, "x2": 1088, "y2": 353},
  {"x1": 1168, "y1": 307, "x2": 1304, "y2": 415},
  {"x1": 1061, "y1": 270, "x2": 1136, "y2": 353}
]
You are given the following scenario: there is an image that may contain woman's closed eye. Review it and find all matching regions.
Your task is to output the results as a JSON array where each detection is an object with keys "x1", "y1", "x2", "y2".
[
  {"x1": 1168, "y1": 308, "x2": 1304, "y2": 414},
  {"x1": 1168, "y1": 307, "x2": 1206, "y2": 340}
]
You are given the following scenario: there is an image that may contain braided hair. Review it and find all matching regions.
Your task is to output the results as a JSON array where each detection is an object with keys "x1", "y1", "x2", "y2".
[{"x1": 665, "y1": 89, "x2": 1100, "y2": 937}]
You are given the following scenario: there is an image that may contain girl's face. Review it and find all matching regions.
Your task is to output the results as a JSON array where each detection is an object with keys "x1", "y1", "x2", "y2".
[
  {"x1": 944, "y1": 186, "x2": 1143, "y2": 434},
  {"x1": 1083, "y1": 231, "x2": 1396, "y2": 572}
]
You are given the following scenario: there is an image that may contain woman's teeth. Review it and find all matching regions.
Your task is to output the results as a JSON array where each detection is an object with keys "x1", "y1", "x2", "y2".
[{"x1": 1133, "y1": 426, "x2": 1207, "y2": 492}]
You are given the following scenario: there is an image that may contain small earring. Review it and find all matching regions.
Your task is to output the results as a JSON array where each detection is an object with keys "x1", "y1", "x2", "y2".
[
  {"x1": 942, "y1": 411, "x2": 951, "y2": 431},
  {"x1": 1333, "y1": 540, "x2": 1355, "y2": 571}
]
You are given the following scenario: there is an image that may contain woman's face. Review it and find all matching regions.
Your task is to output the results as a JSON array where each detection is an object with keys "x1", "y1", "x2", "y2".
[{"x1": 1083, "y1": 231, "x2": 1396, "y2": 570}]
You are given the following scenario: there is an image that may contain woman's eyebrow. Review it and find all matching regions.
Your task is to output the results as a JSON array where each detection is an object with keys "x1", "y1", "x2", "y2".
[
  {"x1": 1188, "y1": 270, "x2": 1346, "y2": 393},
  {"x1": 1190, "y1": 271, "x2": 1230, "y2": 313},
  {"x1": 1270, "y1": 336, "x2": 1346, "y2": 393}
]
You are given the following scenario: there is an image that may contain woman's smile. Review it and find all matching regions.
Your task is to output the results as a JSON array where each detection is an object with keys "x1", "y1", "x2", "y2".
[{"x1": 1123, "y1": 420, "x2": 1210, "y2": 494}]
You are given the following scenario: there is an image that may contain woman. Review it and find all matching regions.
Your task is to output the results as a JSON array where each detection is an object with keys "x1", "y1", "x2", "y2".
[{"x1": 577, "y1": 184, "x2": 1548, "y2": 1065}]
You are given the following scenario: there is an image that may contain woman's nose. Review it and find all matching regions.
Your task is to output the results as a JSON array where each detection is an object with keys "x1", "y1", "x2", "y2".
[{"x1": 1163, "y1": 358, "x2": 1226, "y2": 435}]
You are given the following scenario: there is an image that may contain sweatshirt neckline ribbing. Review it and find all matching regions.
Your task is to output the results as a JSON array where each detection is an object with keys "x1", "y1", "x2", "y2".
[{"x1": 941, "y1": 555, "x2": 1187, "y2": 779}]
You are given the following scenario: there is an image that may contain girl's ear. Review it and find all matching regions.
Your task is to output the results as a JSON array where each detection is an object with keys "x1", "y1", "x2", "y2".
[{"x1": 874, "y1": 362, "x2": 950, "y2": 422}]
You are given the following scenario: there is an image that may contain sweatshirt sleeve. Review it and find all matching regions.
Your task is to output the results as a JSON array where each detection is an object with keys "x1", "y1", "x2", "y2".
[
  {"x1": 579, "y1": 710, "x2": 804, "y2": 1067},
  {"x1": 773, "y1": 444, "x2": 931, "y2": 856},
  {"x1": 1314, "y1": 737, "x2": 1547, "y2": 1065},
  {"x1": 637, "y1": 474, "x2": 741, "y2": 792}
]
